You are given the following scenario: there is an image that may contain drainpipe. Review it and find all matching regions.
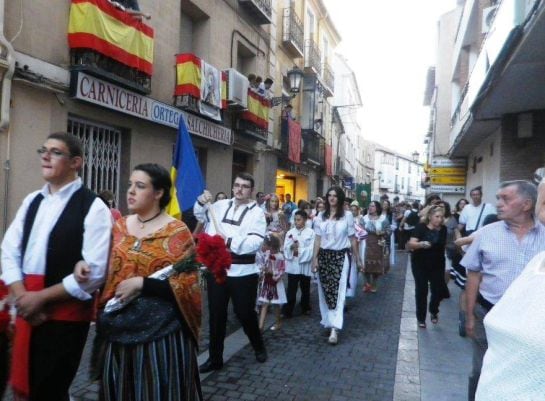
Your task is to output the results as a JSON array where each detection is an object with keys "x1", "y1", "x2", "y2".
[{"x1": 0, "y1": 0, "x2": 16, "y2": 235}]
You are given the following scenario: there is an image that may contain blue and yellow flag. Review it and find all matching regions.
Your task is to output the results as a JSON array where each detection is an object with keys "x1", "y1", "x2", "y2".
[{"x1": 166, "y1": 115, "x2": 205, "y2": 219}]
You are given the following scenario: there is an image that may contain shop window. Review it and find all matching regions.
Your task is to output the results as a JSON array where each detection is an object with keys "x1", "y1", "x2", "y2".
[{"x1": 68, "y1": 117, "x2": 122, "y2": 206}]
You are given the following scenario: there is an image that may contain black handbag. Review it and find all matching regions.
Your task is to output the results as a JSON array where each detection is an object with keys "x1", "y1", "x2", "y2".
[{"x1": 97, "y1": 296, "x2": 181, "y2": 345}]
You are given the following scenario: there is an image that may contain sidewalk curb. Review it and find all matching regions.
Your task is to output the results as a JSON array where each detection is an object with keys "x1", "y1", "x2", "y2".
[{"x1": 393, "y1": 255, "x2": 421, "y2": 401}]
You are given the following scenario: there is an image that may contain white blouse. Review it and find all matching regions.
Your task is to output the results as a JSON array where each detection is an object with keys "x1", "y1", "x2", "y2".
[{"x1": 313, "y1": 211, "x2": 355, "y2": 250}]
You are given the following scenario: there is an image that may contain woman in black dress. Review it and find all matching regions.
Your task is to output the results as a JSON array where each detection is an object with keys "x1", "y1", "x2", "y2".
[{"x1": 407, "y1": 205, "x2": 447, "y2": 328}]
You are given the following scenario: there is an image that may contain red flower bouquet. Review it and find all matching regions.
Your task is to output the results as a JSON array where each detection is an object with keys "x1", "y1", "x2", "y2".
[
  {"x1": 0, "y1": 280, "x2": 9, "y2": 333},
  {"x1": 195, "y1": 233, "x2": 232, "y2": 284}
]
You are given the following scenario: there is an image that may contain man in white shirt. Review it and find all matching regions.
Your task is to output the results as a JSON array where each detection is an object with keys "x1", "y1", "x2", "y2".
[
  {"x1": 1, "y1": 132, "x2": 112, "y2": 401},
  {"x1": 194, "y1": 172, "x2": 267, "y2": 373},
  {"x1": 457, "y1": 186, "x2": 496, "y2": 237}
]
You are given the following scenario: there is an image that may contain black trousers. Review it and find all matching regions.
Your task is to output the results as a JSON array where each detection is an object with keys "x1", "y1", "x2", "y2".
[
  {"x1": 283, "y1": 274, "x2": 311, "y2": 317},
  {"x1": 411, "y1": 264, "x2": 444, "y2": 323},
  {"x1": 207, "y1": 274, "x2": 264, "y2": 364},
  {"x1": 29, "y1": 321, "x2": 90, "y2": 401}
]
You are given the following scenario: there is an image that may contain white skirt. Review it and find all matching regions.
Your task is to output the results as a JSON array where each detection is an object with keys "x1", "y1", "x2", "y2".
[{"x1": 317, "y1": 254, "x2": 349, "y2": 330}]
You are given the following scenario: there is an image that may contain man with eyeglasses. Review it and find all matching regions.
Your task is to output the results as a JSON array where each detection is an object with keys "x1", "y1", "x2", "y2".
[
  {"x1": 1, "y1": 132, "x2": 112, "y2": 401},
  {"x1": 194, "y1": 172, "x2": 268, "y2": 373}
]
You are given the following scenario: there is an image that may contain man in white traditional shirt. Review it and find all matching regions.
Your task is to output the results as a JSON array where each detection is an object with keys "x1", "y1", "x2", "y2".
[
  {"x1": 194, "y1": 172, "x2": 267, "y2": 373},
  {"x1": 1, "y1": 132, "x2": 112, "y2": 401}
]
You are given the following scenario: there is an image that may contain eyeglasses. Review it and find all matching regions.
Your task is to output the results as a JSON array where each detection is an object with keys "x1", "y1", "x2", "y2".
[
  {"x1": 233, "y1": 183, "x2": 251, "y2": 189},
  {"x1": 37, "y1": 147, "x2": 71, "y2": 160}
]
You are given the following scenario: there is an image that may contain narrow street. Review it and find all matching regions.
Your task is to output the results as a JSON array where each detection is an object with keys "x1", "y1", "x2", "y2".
[{"x1": 1, "y1": 251, "x2": 473, "y2": 401}]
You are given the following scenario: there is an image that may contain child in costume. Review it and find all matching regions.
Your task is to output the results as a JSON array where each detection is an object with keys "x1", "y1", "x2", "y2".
[{"x1": 257, "y1": 234, "x2": 286, "y2": 331}]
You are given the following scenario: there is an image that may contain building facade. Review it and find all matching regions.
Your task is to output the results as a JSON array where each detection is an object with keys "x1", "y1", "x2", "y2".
[
  {"x1": 332, "y1": 53, "x2": 363, "y2": 200},
  {"x1": 0, "y1": 0, "x2": 351, "y2": 234},
  {"x1": 426, "y1": 0, "x2": 545, "y2": 204},
  {"x1": 372, "y1": 145, "x2": 425, "y2": 203},
  {"x1": 274, "y1": 0, "x2": 341, "y2": 202}
]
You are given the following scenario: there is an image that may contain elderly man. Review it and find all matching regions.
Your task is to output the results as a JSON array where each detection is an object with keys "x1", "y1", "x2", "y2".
[{"x1": 461, "y1": 180, "x2": 545, "y2": 401}]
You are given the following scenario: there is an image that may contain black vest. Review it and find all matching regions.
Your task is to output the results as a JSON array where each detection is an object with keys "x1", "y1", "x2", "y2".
[{"x1": 22, "y1": 187, "x2": 96, "y2": 288}]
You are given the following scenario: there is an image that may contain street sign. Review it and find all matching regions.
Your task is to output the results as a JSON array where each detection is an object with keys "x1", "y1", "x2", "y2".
[
  {"x1": 429, "y1": 167, "x2": 466, "y2": 176},
  {"x1": 430, "y1": 176, "x2": 466, "y2": 185},
  {"x1": 431, "y1": 158, "x2": 466, "y2": 168},
  {"x1": 429, "y1": 185, "x2": 466, "y2": 194}
]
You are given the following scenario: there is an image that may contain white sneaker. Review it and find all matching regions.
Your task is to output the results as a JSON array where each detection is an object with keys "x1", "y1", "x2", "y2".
[{"x1": 328, "y1": 328, "x2": 338, "y2": 345}]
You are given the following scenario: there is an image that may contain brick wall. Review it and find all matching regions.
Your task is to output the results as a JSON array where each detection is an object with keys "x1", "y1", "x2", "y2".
[{"x1": 500, "y1": 112, "x2": 545, "y2": 182}]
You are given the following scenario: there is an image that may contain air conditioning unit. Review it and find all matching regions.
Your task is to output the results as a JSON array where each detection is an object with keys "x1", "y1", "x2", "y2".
[
  {"x1": 482, "y1": 6, "x2": 498, "y2": 34},
  {"x1": 224, "y1": 68, "x2": 248, "y2": 109}
]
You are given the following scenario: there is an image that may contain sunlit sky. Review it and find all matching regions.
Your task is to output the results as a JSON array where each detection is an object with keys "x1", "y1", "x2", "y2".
[{"x1": 323, "y1": 0, "x2": 458, "y2": 157}]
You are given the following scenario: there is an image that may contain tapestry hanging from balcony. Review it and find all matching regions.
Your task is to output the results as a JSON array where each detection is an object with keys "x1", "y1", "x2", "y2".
[
  {"x1": 288, "y1": 118, "x2": 301, "y2": 164},
  {"x1": 241, "y1": 90, "x2": 271, "y2": 130},
  {"x1": 175, "y1": 54, "x2": 226, "y2": 122},
  {"x1": 68, "y1": 0, "x2": 154, "y2": 76},
  {"x1": 325, "y1": 144, "x2": 333, "y2": 177}
]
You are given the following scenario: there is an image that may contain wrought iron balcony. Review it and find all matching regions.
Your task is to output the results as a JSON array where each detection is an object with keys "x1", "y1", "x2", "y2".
[
  {"x1": 238, "y1": 0, "x2": 272, "y2": 25},
  {"x1": 321, "y1": 61, "x2": 334, "y2": 97},
  {"x1": 282, "y1": 7, "x2": 304, "y2": 58},
  {"x1": 70, "y1": 50, "x2": 151, "y2": 94},
  {"x1": 302, "y1": 130, "x2": 324, "y2": 166},
  {"x1": 304, "y1": 38, "x2": 322, "y2": 75}
]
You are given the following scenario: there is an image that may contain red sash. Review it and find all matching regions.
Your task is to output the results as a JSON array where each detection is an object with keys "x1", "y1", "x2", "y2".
[{"x1": 10, "y1": 275, "x2": 93, "y2": 398}]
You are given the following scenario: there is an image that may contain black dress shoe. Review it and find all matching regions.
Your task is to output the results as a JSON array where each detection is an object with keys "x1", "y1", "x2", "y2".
[
  {"x1": 199, "y1": 359, "x2": 223, "y2": 373},
  {"x1": 255, "y1": 348, "x2": 267, "y2": 363}
]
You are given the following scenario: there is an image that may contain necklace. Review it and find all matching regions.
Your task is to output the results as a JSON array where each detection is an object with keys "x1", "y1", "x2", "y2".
[{"x1": 137, "y1": 211, "x2": 162, "y2": 229}]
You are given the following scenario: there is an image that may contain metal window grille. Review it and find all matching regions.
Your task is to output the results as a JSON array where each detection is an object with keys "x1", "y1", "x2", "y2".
[{"x1": 67, "y1": 117, "x2": 122, "y2": 205}]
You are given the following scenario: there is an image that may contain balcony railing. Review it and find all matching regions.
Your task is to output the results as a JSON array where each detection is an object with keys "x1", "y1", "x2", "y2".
[
  {"x1": 321, "y1": 61, "x2": 334, "y2": 97},
  {"x1": 304, "y1": 38, "x2": 322, "y2": 75},
  {"x1": 282, "y1": 7, "x2": 304, "y2": 58},
  {"x1": 238, "y1": 0, "x2": 272, "y2": 25},
  {"x1": 68, "y1": 0, "x2": 153, "y2": 94},
  {"x1": 302, "y1": 130, "x2": 324, "y2": 166},
  {"x1": 71, "y1": 50, "x2": 151, "y2": 94}
]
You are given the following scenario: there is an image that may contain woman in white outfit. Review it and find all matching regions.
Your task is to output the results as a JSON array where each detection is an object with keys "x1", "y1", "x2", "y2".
[{"x1": 312, "y1": 186, "x2": 362, "y2": 345}]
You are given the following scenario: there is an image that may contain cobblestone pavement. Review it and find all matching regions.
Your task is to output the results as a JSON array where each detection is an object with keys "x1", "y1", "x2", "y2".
[
  {"x1": 2, "y1": 252, "x2": 407, "y2": 401},
  {"x1": 201, "y1": 253, "x2": 407, "y2": 401}
]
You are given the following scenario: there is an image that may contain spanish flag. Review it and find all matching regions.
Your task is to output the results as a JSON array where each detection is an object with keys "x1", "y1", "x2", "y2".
[
  {"x1": 166, "y1": 115, "x2": 205, "y2": 219},
  {"x1": 175, "y1": 54, "x2": 202, "y2": 98},
  {"x1": 242, "y1": 90, "x2": 271, "y2": 129},
  {"x1": 68, "y1": 0, "x2": 154, "y2": 75},
  {"x1": 221, "y1": 71, "x2": 228, "y2": 109}
]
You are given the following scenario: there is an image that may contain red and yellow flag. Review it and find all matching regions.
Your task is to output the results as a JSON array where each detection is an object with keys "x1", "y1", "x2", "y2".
[
  {"x1": 221, "y1": 71, "x2": 227, "y2": 109},
  {"x1": 175, "y1": 54, "x2": 202, "y2": 98},
  {"x1": 242, "y1": 90, "x2": 271, "y2": 129},
  {"x1": 68, "y1": 0, "x2": 154, "y2": 75}
]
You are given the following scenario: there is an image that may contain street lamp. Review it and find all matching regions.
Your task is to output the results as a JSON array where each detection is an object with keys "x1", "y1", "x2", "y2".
[
  {"x1": 412, "y1": 151, "x2": 420, "y2": 162},
  {"x1": 271, "y1": 65, "x2": 304, "y2": 107},
  {"x1": 287, "y1": 65, "x2": 304, "y2": 94}
]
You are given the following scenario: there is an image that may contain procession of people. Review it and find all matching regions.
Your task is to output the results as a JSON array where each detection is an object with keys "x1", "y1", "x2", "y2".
[{"x1": 1, "y1": 131, "x2": 545, "y2": 400}]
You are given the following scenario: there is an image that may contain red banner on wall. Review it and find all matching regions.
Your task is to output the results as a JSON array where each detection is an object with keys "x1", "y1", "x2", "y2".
[
  {"x1": 325, "y1": 144, "x2": 333, "y2": 176},
  {"x1": 288, "y1": 119, "x2": 301, "y2": 164}
]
